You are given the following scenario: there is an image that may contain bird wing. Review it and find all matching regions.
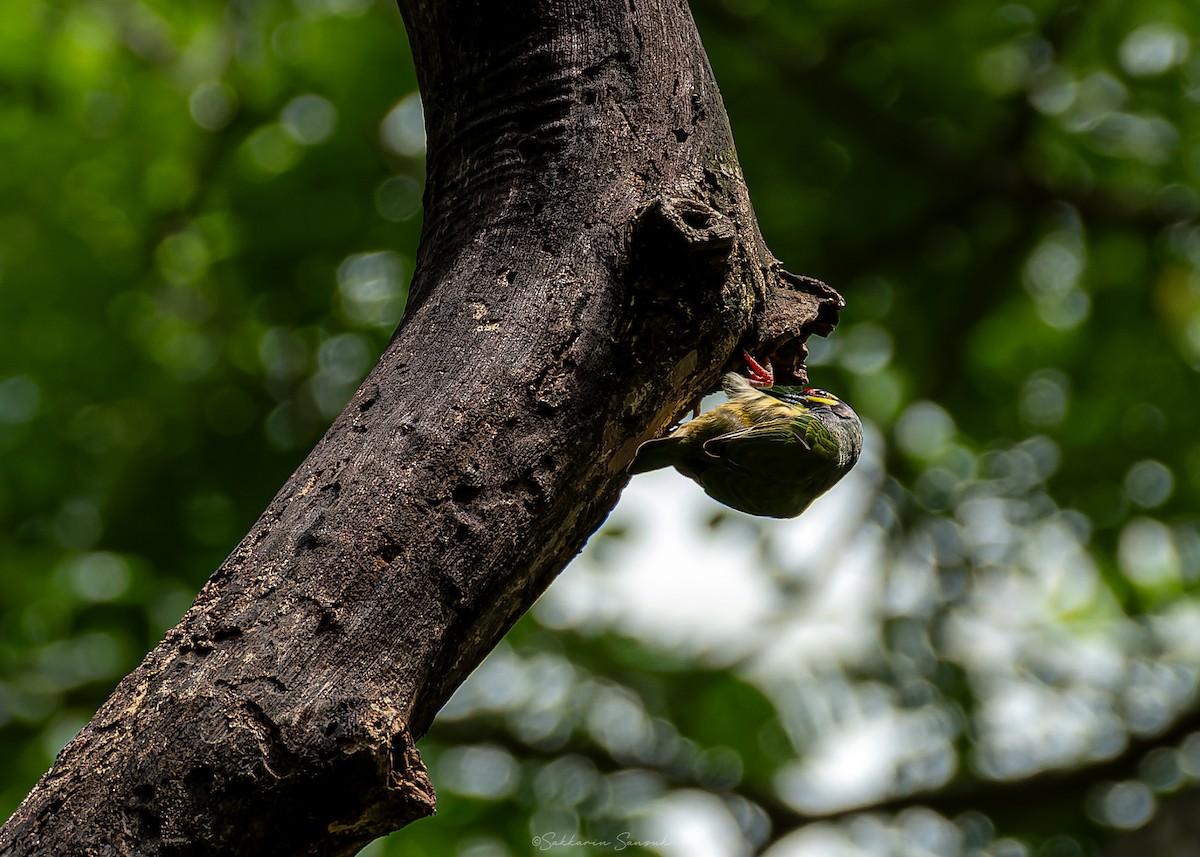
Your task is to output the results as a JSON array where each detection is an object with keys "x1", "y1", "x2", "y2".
[
  {"x1": 692, "y1": 416, "x2": 823, "y2": 518},
  {"x1": 701, "y1": 410, "x2": 837, "y2": 467}
]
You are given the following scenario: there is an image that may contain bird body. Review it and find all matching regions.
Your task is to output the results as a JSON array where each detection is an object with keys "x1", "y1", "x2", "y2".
[{"x1": 631, "y1": 372, "x2": 862, "y2": 519}]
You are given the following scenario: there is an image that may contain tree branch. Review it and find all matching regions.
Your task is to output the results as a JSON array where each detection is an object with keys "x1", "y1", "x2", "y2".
[{"x1": 0, "y1": 2, "x2": 841, "y2": 855}]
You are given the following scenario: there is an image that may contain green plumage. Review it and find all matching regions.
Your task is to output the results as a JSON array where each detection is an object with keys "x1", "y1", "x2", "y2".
[{"x1": 631, "y1": 373, "x2": 863, "y2": 519}]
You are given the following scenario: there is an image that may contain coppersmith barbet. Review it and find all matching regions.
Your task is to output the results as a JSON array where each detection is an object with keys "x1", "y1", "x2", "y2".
[{"x1": 630, "y1": 355, "x2": 862, "y2": 518}]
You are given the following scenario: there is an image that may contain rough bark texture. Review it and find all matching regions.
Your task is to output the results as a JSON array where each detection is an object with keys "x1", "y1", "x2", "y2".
[{"x1": 0, "y1": 1, "x2": 842, "y2": 855}]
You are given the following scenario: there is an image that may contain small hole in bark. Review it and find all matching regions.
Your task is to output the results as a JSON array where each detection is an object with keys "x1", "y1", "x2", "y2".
[
  {"x1": 673, "y1": 128, "x2": 688, "y2": 142},
  {"x1": 133, "y1": 783, "x2": 155, "y2": 801},
  {"x1": 183, "y1": 766, "x2": 215, "y2": 799},
  {"x1": 212, "y1": 626, "x2": 242, "y2": 642},
  {"x1": 377, "y1": 541, "x2": 402, "y2": 564},
  {"x1": 452, "y1": 484, "x2": 481, "y2": 505},
  {"x1": 455, "y1": 523, "x2": 470, "y2": 541},
  {"x1": 134, "y1": 807, "x2": 162, "y2": 837},
  {"x1": 515, "y1": 136, "x2": 537, "y2": 163},
  {"x1": 324, "y1": 720, "x2": 339, "y2": 736},
  {"x1": 315, "y1": 609, "x2": 340, "y2": 635},
  {"x1": 295, "y1": 530, "x2": 322, "y2": 554}
]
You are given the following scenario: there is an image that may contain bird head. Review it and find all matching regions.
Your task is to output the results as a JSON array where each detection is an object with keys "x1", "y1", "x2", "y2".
[
  {"x1": 799, "y1": 387, "x2": 860, "y2": 427},
  {"x1": 797, "y1": 388, "x2": 840, "y2": 406},
  {"x1": 768, "y1": 386, "x2": 863, "y2": 465},
  {"x1": 773, "y1": 386, "x2": 850, "y2": 413}
]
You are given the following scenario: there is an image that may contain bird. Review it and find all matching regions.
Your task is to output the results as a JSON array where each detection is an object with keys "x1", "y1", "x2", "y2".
[{"x1": 630, "y1": 353, "x2": 863, "y2": 518}]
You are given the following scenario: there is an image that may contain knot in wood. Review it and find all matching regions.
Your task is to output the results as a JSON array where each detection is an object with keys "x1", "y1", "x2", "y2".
[
  {"x1": 631, "y1": 197, "x2": 738, "y2": 298},
  {"x1": 645, "y1": 196, "x2": 736, "y2": 257}
]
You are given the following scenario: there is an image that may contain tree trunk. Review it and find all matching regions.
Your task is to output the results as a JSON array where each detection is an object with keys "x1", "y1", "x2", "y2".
[{"x1": 0, "y1": 1, "x2": 841, "y2": 854}]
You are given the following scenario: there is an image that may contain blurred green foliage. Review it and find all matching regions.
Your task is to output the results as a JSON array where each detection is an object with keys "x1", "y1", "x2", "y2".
[
  {"x1": 0, "y1": 0, "x2": 421, "y2": 819},
  {"x1": 3, "y1": 0, "x2": 1200, "y2": 855}
]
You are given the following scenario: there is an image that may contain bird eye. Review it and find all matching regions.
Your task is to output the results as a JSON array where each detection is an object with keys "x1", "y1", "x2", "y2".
[{"x1": 801, "y1": 388, "x2": 839, "y2": 405}]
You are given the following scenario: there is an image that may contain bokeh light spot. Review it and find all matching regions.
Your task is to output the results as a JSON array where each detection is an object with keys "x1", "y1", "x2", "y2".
[
  {"x1": 260, "y1": 327, "x2": 310, "y2": 381},
  {"x1": 380, "y1": 92, "x2": 426, "y2": 157},
  {"x1": 281, "y1": 94, "x2": 337, "y2": 145},
  {"x1": 156, "y1": 228, "x2": 211, "y2": 285},
  {"x1": 976, "y1": 42, "x2": 1030, "y2": 96},
  {"x1": 1089, "y1": 780, "x2": 1155, "y2": 829},
  {"x1": 0, "y1": 375, "x2": 41, "y2": 424},
  {"x1": 242, "y1": 125, "x2": 302, "y2": 176},
  {"x1": 189, "y1": 81, "x2": 238, "y2": 131},
  {"x1": 439, "y1": 745, "x2": 520, "y2": 800},
  {"x1": 894, "y1": 401, "x2": 956, "y2": 461},
  {"x1": 1118, "y1": 518, "x2": 1180, "y2": 588},
  {"x1": 1125, "y1": 459, "x2": 1174, "y2": 508},
  {"x1": 375, "y1": 176, "x2": 422, "y2": 222},
  {"x1": 337, "y1": 251, "x2": 408, "y2": 328},
  {"x1": 839, "y1": 323, "x2": 893, "y2": 375},
  {"x1": 1019, "y1": 369, "x2": 1070, "y2": 428},
  {"x1": 1119, "y1": 24, "x2": 1189, "y2": 77},
  {"x1": 57, "y1": 552, "x2": 131, "y2": 602}
]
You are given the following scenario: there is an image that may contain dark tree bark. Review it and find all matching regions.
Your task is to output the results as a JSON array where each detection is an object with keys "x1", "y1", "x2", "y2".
[{"x1": 0, "y1": 1, "x2": 842, "y2": 855}]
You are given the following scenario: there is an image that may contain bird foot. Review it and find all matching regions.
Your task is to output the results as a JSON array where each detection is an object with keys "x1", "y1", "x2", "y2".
[{"x1": 743, "y1": 351, "x2": 775, "y2": 387}]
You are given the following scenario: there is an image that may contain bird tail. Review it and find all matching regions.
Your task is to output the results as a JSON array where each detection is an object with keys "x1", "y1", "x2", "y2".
[{"x1": 629, "y1": 437, "x2": 678, "y2": 474}]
